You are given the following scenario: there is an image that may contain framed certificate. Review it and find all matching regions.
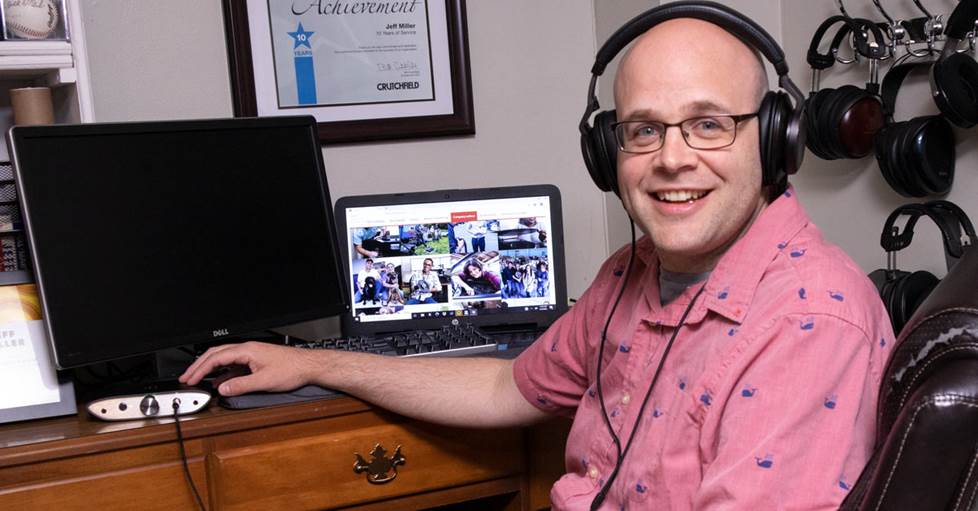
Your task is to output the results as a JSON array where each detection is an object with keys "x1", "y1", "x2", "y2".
[
  {"x1": 223, "y1": 0, "x2": 475, "y2": 144},
  {"x1": 0, "y1": 283, "x2": 76, "y2": 424}
]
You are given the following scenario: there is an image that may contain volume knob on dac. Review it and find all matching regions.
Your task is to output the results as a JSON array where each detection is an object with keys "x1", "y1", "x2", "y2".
[{"x1": 139, "y1": 395, "x2": 160, "y2": 416}]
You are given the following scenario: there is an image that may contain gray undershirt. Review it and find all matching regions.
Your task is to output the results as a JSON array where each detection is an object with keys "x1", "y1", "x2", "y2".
[{"x1": 659, "y1": 268, "x2": 711, "y2": 306}]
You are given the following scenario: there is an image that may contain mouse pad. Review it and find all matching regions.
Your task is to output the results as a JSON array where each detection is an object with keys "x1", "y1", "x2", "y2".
[{"x1": 218, "y1": 385, "x2": 345, "y2": 409}]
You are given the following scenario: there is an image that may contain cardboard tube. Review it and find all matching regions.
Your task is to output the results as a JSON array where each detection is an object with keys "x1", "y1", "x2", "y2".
[{"x1": 10, "y1": 87, "x2": 54, "y2": 126}]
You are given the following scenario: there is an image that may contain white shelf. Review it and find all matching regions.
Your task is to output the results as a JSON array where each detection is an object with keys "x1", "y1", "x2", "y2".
[
  {"x1": 0, "y1": 40, "x2": 71, "y2": 57},
  {"x1": 0, "y1": 40, "x2": 75, "y2": 84}
]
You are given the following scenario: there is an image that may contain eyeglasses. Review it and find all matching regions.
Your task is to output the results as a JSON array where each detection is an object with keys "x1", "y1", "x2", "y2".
[{"x1": 612, "y1": 112, "x2": 759, "y2": 153}]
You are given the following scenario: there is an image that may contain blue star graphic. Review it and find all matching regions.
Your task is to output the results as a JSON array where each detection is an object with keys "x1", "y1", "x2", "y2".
[{"x1": 288, "y1": 23, "x2": 314, "y2": 49}]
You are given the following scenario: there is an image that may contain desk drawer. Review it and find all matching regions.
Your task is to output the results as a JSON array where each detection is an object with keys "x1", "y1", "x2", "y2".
[
  {"x1": 209, "y1": 421, "x2": 523, "y2": 510},
  {"x1": 0, "y1": 460, "x2": 207, "y2": 511}
]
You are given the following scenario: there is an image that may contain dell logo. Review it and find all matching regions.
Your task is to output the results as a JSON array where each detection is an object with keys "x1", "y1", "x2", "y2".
[{"x1": 212, "y1": 328, "x2": 229, "y2": 337}]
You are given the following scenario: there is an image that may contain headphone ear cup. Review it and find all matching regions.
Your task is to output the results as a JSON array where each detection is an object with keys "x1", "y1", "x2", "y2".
[
  {"x1": 887, "y1": 271, "x2": 911, "y2": 333},
  {"x1": 758, "y1": 91, "x2": 791, "y2": 187},
  {"x1": 898, "y1": 117, "x2": 933, "y2": 197},
  {"x1": 875, "y1": 125, "x2": 902, "y2": 195},
  {"x1": 892, "y1": 121, "x2": 923, "y2": 197},
  {"x1": 805, "y1": 89, "x2": 834, "y2": 160},
  {"x1": 931, "y1": 52, "x2": 978, "y2": 128},
  {"x1": 878, "y1": 123, "x2": 912, "y2": 197},
  {"x1": 828, "y1": 86, "x2": 883, "y2": 158},
  {"x1": 879, "y1": 271, "x2": 901, "y2": 333},
  {"x1": 819, "y1": 87, "x2": 854, "y2": 159},
  {"x1": 583, "y1": 109, "x2": 620, "y2": 195},
  {"x1": 897, "y1": 270, "x2": 940, "y2": 331},
  {"x1": 913, "y1": 116, "x2": 956, "y2": 196}
]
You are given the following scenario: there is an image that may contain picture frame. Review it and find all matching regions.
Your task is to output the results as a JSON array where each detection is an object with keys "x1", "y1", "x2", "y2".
[
  {"x1": 222, "y1": 0, "x2": 475, "y2": 144},
  {"x1": 0, "y1": 283, "x2": 76, "y2": 424}
]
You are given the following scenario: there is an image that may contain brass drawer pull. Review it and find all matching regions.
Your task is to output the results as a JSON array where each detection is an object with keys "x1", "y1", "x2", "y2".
[{"x1": 354, "y1": 444, "x2": 405, "y2": 484}]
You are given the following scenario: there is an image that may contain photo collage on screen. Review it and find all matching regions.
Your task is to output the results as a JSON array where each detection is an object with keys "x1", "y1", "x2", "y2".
[{"x1": 345, "y1": 198, "x2": 556, "y2": 323}]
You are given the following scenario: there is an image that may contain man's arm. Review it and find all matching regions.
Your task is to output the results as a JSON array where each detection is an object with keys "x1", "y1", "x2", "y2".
[
  {"x1": 354, "y1": 244, "x2": 378, "y2": 258},
  {"x1": 180, "y1": 342, "x2": 549, "y2": 428},
  {"x1": 452, "y1": 274, "x2": 474, "y2": 295}
]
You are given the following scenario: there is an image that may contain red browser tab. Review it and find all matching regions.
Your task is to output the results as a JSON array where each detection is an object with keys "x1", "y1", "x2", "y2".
[{"x1": 451, "y1": 211, "x2": 478, "y2": 223}]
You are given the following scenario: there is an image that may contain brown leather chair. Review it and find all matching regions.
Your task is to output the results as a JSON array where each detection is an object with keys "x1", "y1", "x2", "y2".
[{"x1": 840, "y1": 245, "x2": 978, "y2": 510}]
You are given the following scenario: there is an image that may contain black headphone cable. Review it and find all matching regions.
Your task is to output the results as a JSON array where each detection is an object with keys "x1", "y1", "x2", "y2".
[
  {"x1": 592, "y1": 221, "x2": 638, "y2": 488},
  {"x1": 172, "y1": 398, "x2": 208, "y2": 511},
  {"x1": 590, "y1": 222, "x2": 708, "y2": 510}
]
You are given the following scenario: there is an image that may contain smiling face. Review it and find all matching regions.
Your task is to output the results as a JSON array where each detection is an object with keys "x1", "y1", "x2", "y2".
[{"x1": 614, "y1": 19, "x2": 769, "y2": 273}]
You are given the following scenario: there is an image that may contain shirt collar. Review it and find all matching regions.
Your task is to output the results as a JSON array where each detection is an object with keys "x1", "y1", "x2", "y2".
[
  {"x1": 635, "y1": 186, "x2": 810, "y2": 325},
  {"x1": 702, "y1": 186, "x2": 809, "y2": 323}
]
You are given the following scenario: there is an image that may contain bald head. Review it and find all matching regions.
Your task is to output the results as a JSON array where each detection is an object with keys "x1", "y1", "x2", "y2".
[{"x1": 614, "y1": 18, "x2": 769, "y2": 114}]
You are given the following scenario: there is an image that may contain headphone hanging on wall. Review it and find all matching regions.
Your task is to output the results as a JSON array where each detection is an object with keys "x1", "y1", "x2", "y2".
[
  {"x1": 874, "y1": 62, "x2": 956, "y2": 197},
  {"x1": 804, "y1": 16, "x2": 887, "y2": 160},
  {"x1": 578, "y1": 0, "x2": 806, "y2": 199},
  {"x1": 868, "y1": 200, "x2": 975, "y2": 334},
  {"x1": 930, "y1": 0, "x2": 978, "y2": 128}
]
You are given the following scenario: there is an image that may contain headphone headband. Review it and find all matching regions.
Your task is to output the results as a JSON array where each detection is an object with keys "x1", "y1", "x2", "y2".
[
  {"x1": 880, "y1": 62, "x2": 931, "y2": 121},
  {"x1": 881, "y1": 202, "x2": 975, "y2": 268},
  {"x1": 807, "y1": 15, "x2": 884, "y2": 69},
  {"x1": 592, "y1": 1, "x2": 787, "y2": 77}
]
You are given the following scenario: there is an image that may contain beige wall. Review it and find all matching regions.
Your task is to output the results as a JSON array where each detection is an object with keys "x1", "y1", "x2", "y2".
[
  {"x1": 79, "y1": 0, "x2": 608, "y2": 304},
  {"x1": 78, "y1": 0, "x2": 975, "y2": 327}
]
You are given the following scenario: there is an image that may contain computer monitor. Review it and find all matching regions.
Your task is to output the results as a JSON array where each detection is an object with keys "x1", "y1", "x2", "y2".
[{"x1": 7, "y1": 116, "x2": 349, "y2": 369}]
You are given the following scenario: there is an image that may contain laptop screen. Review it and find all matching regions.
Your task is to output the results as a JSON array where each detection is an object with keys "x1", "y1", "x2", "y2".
[{"x1": 334, "y1": 185, "x2": 567, "y2": 335}]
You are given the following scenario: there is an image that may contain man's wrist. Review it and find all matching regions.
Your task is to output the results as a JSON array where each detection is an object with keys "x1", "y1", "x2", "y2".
[{"x1": 298, "y1": 348, "x2": 333, "y2": 387}]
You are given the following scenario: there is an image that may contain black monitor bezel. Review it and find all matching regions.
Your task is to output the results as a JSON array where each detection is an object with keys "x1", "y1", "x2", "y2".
[
  {"x1": 8, "y1": 116, "x2": 350, "y2": 368},
  {"x1": 334, "y1": 184, "x2": 567, "y2": 336}
]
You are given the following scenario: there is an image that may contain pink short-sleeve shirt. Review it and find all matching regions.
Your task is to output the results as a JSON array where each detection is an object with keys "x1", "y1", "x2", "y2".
[{"x1": 513, "y1": 188, "x2": 893, "y2": 510}]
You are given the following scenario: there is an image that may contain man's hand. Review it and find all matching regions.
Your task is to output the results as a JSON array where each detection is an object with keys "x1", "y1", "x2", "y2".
[
  {"x1": 179, "y1": 342, "x2": 318, "y2": 396},
  {"x1": 354, "y1": 244, "x2": 379, "y2": 259}
]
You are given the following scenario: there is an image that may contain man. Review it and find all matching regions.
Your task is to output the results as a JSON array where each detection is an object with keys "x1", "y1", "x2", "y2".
[
  {"x1": 182, "y1": 16, "x2": 891, "y2": 510},
  {"x1": 466, "y1": 220, "x2": 490, "y2": 252},
  {"x1": 352, "y1": 226, "x2": 382, "y2": 259},
  {"x1": 355, "y1": 258, "x2": 382, "y2": 305},
  {"x1": 406, "y1": 257, "x2": 443, "y2": 304}
]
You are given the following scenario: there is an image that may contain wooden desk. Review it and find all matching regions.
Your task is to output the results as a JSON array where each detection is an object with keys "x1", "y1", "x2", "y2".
[{"x1": 0, "y1": 396, "x2": 570, "y2": 510}]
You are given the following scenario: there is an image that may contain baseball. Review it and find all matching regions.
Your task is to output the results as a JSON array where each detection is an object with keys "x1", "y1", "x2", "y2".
[{"x1": 4, "y1": 0, "x2": 59, "y2": 40}]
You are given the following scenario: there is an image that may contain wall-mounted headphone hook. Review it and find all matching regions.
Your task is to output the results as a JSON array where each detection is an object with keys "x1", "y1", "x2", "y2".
[
  {"x1": 833, "y1": 44, "x2": 859, "y2": 64},
  {"x1": 872, "y1": 0, "x2": 906, "y2": 51}
]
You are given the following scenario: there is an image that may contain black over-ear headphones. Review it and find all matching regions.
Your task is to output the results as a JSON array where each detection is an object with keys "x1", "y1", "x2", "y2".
[
  {"x1": 578, "y1": 0, "x2": 806, "y2": 198},
  {"x1": 868, "y1": 200, "x2": 975, "y2": 334},
  {"x1": 805, "y1": 16, "x2": 887, "y2": 160},
  {"x1": 875, "y1": 62, "x2": 956, "y2": 197},
  {"x1": 930, "y1": 0, "x2": 978, "y2": 128}
]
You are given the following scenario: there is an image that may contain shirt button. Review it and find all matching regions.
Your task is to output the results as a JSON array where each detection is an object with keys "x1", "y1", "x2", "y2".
[
  {"x1": 589, "y1": 466, "x2": 599, "y2": 479},
  {"x1": 621, "y1": 393, "x2": 631, "y2": 405}
]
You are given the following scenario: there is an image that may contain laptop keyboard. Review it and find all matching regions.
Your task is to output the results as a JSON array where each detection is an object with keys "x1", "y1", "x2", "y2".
[
  {"x1": 291, "y1": 323, "x2": 543, "y2": 358},
  {"x1": 218, "y1": 326, "x2": 546, "y2": 409}
]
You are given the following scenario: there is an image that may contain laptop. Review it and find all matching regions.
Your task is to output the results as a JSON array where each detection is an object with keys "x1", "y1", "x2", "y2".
[{"x1": 331, "y1": 184, "x2": 568, "y2": 354}]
